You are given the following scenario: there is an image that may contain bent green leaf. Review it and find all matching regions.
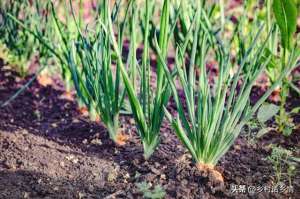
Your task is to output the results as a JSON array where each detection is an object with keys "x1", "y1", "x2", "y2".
[{"x1": 272, "y1": 0, "x2": 298, "y2": 50}]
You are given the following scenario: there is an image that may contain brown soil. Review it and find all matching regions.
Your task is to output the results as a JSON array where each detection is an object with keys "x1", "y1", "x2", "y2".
[{"x1": 0, "y1": 59, "x2": 299, "y2": 199}]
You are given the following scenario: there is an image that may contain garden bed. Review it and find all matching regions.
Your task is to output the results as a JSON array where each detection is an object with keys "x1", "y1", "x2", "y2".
[{"x1": 0, "y1": 59, "x2": 299, "y2": 199}]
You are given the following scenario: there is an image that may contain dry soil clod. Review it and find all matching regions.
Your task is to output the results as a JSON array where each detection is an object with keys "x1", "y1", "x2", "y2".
[
  {"x1": 37, "y1": 74, "x2": 53, "y2": 87},
  {"x1": 196, "y1": 162, "x2": 224, "y2": 188},
  {"x1": 115, "y1": 131, "x2": 129, "y2": 146}
]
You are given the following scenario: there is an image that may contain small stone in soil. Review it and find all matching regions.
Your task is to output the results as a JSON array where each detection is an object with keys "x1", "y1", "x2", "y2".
[{"x1": 91, "y1": 138, "x2": 102, "y2": 145}]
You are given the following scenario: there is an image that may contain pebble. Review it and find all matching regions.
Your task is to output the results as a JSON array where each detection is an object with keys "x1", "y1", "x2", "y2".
[
  {"x1": 124, "y1": 172, "x2": 130, "y2": 179},
  {"x1": 60, "y1": 161, "x2": 65, "y2": 167},
  {"x1": 23, "y1": 192, "x2": 29, "y2": 199},
  {"x1": 91, "y1": 138, "x2": 102, "y2": 145},
  {"x1": 78, "y1": 192, "x2": 85, "y2": 199},
  {"x1": 160, "y1": 174, "x2": 166, "y2": 180},
  {"x1": 21, "y1": 129, "x2": 29, "y2": 136},
  {"x1": 234, "y1": 144, "x2": 241, "y2": 150},
  {"x1": 72, "y1": 158, "x2": 79, "y2": 164},
  {"x1": 82, "y1": 139, "x2": 88, "y2": 144}
]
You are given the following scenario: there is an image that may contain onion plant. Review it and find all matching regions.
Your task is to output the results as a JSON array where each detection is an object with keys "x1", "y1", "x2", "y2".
[
  {"x1": 0, "y1": 0, "x2": 51, "y2": 77},
  {"x1": 49, "y1": 0, "x2": 83, "y2": 94},
  {"x1": 5, "y1": 1, "x2": 130, "y2": 145},
  {"x1": 65, "y1": 0, "x2": 129, "y2": 144},
  {"x1": 105, "y1": 0, "x2": 176, "y2": 159},
  {"x1": 2, "y1": 1, "x2": 79, "y2": 106},
  {"x1": 42, "y1": 0, "x2": 95, "y2": 95},
  {"x1": 49, "y1": 0, "x2": 133, "y2": 144},
  {"x1": 172, "y1": 1, "x2": 219, "y2": 81},
  {"x1": 155, "y1": 5, "x2": 296, "y2": 183},
  {"x1": 2, "y1": 0, "x2": 101, "y2": 106}
]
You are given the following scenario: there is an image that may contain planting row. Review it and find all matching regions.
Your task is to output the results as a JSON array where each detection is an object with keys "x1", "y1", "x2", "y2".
[{"x1": 0, "y1": 0, "x2": 299, "y2": 184}]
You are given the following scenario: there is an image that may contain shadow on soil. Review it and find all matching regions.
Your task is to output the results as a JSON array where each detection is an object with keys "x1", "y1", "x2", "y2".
[{"x1": 0, "y1": 169, "x2": 116, "y2": 198}]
